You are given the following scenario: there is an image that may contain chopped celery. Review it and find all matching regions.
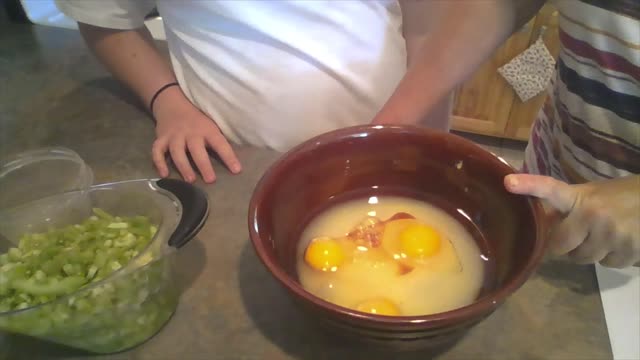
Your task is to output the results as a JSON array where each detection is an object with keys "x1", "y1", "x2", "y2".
[
  {"x1": 0, "y1": 208, "x2": 156, "y2": 309},
  {"x1": 92, "y1": 208, "x2": 113, "y2": 220},
  {"x1": 107, "y1": 222, "x2": 129, "y2": 229},
  {"x1": 0, "y1": 208, "x2": 174, "y2": 354},
  {"x1": 12, "y1": 276, "x2": 86, "y2": 296}
]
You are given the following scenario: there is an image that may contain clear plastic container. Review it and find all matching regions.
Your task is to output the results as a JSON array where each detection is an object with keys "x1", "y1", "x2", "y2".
[
  {"x1": 0, "y1": 147, "x2": 94, "y2": 246},
  {"x1": 0, "y1": 167, "x2": 208, "y2": 352},
  {"x1": 0, "y1": 147, "x2": 93, "y2": 209}
]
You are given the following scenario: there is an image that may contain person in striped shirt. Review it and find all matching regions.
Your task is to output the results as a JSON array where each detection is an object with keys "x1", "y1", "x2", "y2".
[{"x1": 500, "y1": 0, "x2": 639, "y2": 268}]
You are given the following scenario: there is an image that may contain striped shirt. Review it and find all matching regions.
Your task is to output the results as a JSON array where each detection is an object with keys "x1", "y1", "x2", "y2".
[{"x1": 523, "y1": 0, "x2": 640, "y2": 183}]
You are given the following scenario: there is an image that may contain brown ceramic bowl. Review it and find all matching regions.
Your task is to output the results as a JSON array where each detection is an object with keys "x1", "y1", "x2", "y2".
[{"x1": 248, "y1": 125, "x2": 546, "y2": 349}]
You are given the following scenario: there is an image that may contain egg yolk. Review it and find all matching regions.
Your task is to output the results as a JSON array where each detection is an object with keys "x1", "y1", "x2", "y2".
[
  {"x1": 305, "y1": 237, "x2": 345, "y2": 272},
  {"x1": 355, "y1": 298, "x2": 401, "y2": 316},
  {"x1": 382, "y1": 219, "x2": 461, "y2": 273},
  {"x1": 399, "y1": 224, "x2": 441, "y2": 259}
]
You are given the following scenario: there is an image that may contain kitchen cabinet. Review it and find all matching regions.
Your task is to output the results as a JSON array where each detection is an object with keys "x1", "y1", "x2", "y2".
[{"x1": 451, "y1": 5, "x2": 560, "y2": 141}]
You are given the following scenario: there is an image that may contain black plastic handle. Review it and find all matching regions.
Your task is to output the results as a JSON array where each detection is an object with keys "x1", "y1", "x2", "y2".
[{"x1": 156, "y1": 178, "x2": 209, "y2": 248}]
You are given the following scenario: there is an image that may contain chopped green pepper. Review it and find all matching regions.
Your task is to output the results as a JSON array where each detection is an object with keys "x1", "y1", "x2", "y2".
[{"x1": 0, "y1": 208, "x2": 176, "y2": 353}]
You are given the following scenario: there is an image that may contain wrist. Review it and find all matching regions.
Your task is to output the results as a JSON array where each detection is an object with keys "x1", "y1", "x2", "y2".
[
  {"x1": 372, "y1": 86, "x2": 452, "y2": 130},
  {"x1": 149, "y1": 82, "x2": 179, "y2": 115},
  {"x1": 373, "y1": 56, "x2": 453, "y2": 126},
  {"x1": 151, "y1": 85, "x2": 194, "y2": 123}
]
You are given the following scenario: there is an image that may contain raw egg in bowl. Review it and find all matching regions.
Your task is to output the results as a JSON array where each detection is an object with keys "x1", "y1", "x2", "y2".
[{"x1": 248, "y1": 125, "x2": 546, "y2": 349}]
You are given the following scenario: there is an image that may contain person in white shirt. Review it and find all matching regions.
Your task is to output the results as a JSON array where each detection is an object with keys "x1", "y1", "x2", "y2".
[
  {"x1": 55, "y1": 0, "x2": 541, "y2": 182},
  {"x1": 55, "y1": 0, "x2": 639, "y2": 268}
]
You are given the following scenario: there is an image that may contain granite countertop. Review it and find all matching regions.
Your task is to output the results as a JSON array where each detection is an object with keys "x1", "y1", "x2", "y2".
[{"x1": 0, "y1": 24, "x2": 612, "y2": 360}]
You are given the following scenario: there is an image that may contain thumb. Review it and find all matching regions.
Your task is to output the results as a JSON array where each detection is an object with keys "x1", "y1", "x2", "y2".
[{"x1": 504, "y1": 174, "x2": 579, "y2": 214}]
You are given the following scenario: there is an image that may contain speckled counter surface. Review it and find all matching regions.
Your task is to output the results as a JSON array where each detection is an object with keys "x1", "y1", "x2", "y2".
[{"x1": 0, "y1": 23, "x2": 612, "y2": 360}]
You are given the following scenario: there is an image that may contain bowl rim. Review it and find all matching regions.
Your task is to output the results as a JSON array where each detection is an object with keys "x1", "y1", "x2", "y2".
[{"x1": 248, "y1": 124, "x2": 547, "y2": 328}]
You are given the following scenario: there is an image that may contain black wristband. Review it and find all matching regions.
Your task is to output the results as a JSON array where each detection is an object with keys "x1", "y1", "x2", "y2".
[{"x1": 149, "y1": 82, "x2": 180, "y2": 116}]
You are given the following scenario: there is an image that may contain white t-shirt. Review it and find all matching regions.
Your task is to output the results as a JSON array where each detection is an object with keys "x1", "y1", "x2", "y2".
[{"x1": 56, "y1": 0, "x2": 407, "y2": 152}]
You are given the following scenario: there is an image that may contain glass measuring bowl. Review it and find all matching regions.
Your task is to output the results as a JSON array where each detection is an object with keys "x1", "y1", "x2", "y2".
[{"x1": 0, "y1": 179, "x2": 208, "y2": 353}]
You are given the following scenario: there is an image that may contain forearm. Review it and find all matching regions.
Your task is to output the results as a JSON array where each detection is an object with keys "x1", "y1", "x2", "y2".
[
  {"x1": 75, "y1": 23, "x2": 241, "y2": 183},
  {"x1": 374, "y1": 0, "x2": 546, "y2": 126},
  {"x1": 78, "y1": 23, "x2": 188, "y2": 115}
]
